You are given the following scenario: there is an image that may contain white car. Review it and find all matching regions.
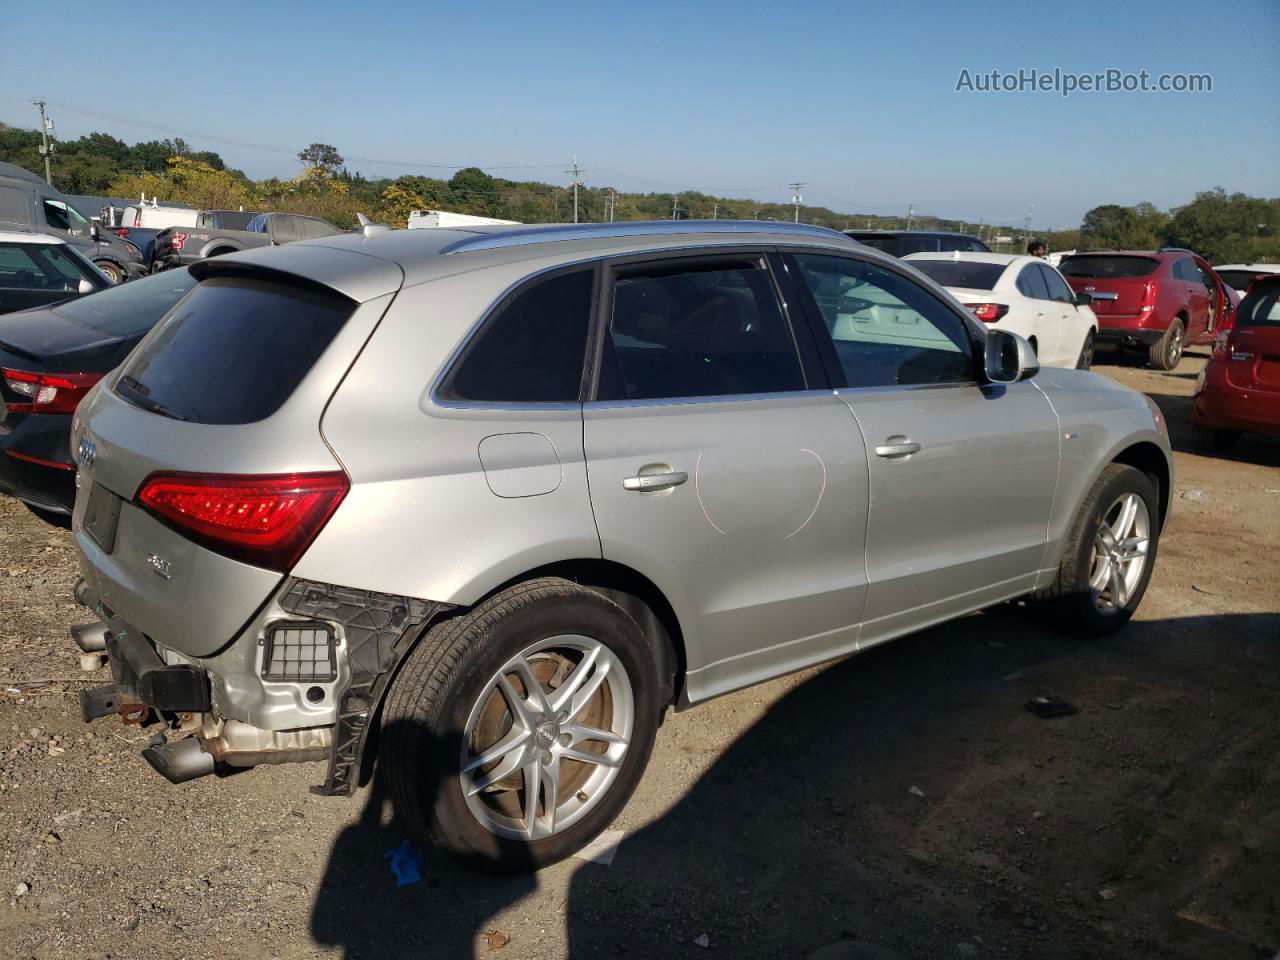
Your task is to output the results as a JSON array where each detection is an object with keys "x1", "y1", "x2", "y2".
[
  {"x1": 905, "y1": 252, "x2": 1099, "y2": 369},
  {"x1": 1213, "y1": 263, "x2": 1280, "y2": 297}
]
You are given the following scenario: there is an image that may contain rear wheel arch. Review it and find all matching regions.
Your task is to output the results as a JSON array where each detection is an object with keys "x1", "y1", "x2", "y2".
[
  {"x1": 204, "y1": 244, "x2": 239, "y2": 258},
  {"x1": 362, "y1": 559, "x2": 685, "y2": 785}
]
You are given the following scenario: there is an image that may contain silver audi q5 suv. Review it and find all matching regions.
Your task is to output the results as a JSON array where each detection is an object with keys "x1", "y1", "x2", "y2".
[{"x1": 68, "y1": 220, "x2": 1171, "y2": 869}]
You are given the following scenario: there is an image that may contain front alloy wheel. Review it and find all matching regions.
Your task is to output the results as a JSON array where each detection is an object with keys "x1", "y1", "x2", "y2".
[{"x1": 1087, "y1": 492, "x2": 1150, "y2": 614}]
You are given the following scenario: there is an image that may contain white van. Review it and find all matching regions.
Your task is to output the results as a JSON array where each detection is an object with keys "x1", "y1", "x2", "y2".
[{"x1": 407, "y1": 209, "x2": 520, "y2": 229}]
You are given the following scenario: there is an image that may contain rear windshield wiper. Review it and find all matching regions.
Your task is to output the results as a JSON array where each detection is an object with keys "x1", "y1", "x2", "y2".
[{"x1": 116, "y1": 375, "x2": 188, "y2": 422}]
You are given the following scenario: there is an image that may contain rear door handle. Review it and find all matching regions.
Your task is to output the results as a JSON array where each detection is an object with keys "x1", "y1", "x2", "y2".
[
  {"x1": 874, "y1": 440, "x2": 921, "y2": 459},
  {"x1": 623, "y1": 471, "x2": 688, "y2": 492}
]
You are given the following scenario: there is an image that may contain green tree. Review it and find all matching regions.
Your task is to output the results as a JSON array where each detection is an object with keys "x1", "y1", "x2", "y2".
[
  {"x1": 298, "y1": 143, "x2": 344, "y2": 174},
  {"x1": 447, "y1": 167, "x2": 499, "y2": 216},
  {"x1": 1080, "y1": 204, "x2": 1145, "y2": 249}
]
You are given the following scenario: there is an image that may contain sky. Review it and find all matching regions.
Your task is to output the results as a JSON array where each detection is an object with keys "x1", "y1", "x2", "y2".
[{"x1": 3, "y1": 0, "x2": 1278, "y2": 230}]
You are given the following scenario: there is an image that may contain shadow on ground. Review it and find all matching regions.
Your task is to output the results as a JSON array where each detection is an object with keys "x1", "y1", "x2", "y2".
[{"x1": 312, "y1": 610, "x2": 1280, "y2": 959}]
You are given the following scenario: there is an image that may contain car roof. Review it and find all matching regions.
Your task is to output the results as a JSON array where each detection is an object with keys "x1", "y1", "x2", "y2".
[
  {"x1": 198, "y1": 220, "x2": 865, "y2": 301},
  {"x1": 0, "y1": 229, "x2": 63, "y2": 245}
]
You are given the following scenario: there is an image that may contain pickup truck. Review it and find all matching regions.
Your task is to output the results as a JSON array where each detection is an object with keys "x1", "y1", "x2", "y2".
[{"x1": 151, "y1": 211, "x2": 340, "y2": 271}]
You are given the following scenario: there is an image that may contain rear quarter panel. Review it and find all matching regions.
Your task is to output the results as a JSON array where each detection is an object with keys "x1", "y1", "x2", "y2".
[{"x1": 303, "y1": 261, "x2": 603, "y2": 605}]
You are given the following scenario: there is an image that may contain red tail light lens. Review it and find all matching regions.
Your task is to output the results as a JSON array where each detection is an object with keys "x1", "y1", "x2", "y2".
[
  {"x1": 3, "y1": 369, "x2": 104, "y2": 415},
  {"x1": 137, "y1": 471, "x2": 349, "y2": 572},
  {"x1": 170, "y1": 232, "x2": 187, "y2": 251},
  {"x1": 964, "y1": 302, "x2": 1009, "y2": 323},
  {"x1": 1139, "y1": 281, "x2": 1158, "y2": 312},
  {"x1": 116, "y1": 227, "x2": 129, "y2": 238}
]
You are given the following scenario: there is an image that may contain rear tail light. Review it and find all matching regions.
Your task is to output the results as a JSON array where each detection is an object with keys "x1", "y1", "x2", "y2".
[
  {"x1": 1139, "y1": 281, "x2": 1158, "y2": 312},
  {"x1": 170, "y1": 232, "x2": 187, "y2": 252},
  {"x1": 3, "y1": 369, "x2": 104, "y2": 415},
  {"x1": 137, "y1": 471, "x2": 349, "y2": 572},
  {"x1": 964, "y1": 302, "x2": 1010, "y2": 323},
  {"x1": 116, "y1": 227, "x2": 129, "y2": 238}
]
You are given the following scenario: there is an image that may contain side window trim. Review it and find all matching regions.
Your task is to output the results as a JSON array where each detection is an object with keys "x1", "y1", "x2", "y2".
[
  {"x1": 780, "y1": 248, "x2": 984, "y2": 391},
  {"x1": 586, "y1": 248, "x2": 815, "y2": 404},
  {"x1": 433, "y1": 261, "x2": 602, "y2": 409}
]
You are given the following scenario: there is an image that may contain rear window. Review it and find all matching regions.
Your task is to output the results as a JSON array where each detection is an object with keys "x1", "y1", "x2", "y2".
[
  {"x1": 1058, "y1": 256, "x2": 1158, "y2": 279},
  {"x1": 1237, "y1": 284, "x2": 1280, "y2": 328},
  {"x1": 116, "y1": 276, "x2": 352, "y2": 424},
  {"x1": 909, "y1": 260, "x2": 1005, "y2": 290},
  {"x1": 1215, "y1": 269, "x2": 1263, "y2": 293},
  {"x1": 51, "y1": 268, "x2": 197, "y2": 337}
]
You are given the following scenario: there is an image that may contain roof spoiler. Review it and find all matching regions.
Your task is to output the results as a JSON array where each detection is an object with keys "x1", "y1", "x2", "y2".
[{"x1": 356, "y1": 213, "x2": 391, "y2": 238}]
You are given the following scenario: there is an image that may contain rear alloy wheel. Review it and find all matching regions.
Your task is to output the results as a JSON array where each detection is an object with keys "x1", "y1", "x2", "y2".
[
  {"x1": 94, "y1": 260, "x2": 124, "y2": 284},
  {"x1": 1036, "y1": 463, "x2": 1159, "y2": 635},
  {"x1": 1076, "y1": 331, "x2": 1095, "y2": 370},
  {"x1": 381, "y1": 578, "x2": 662, "y2": 871},
  {"x1": 1148, "y1": 318, "x2": 1184, "y2": 370}
]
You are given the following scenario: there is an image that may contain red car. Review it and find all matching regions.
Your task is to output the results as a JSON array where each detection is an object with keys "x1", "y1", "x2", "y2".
[
  {"x1": 1058, "y1": 249, "x2": 1235, "y2": 370},
  {"x1": 1192, "y1": 274, "x2": 1280, "y2": 451}
]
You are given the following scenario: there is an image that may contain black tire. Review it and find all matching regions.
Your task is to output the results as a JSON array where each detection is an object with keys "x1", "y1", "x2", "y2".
[
  {"x1": 1076, "y1": 331, "x2": 1095, "y2": 370},
  {"x1": 94, "y1": 260, "x2": 124, "y2": 284},
  {"x1": 1036, "y1": 464, "x2": 1160, "y2": 636},
  {"x1": 1147, "y1": 317, "x2": 1184, "y2": 370},
  {"x1": 1193, "y1": 425, "x2": 1240, "y2": 453},
  {"x1": 381, "y1": 577, "x2": 663, "y2": 871}
]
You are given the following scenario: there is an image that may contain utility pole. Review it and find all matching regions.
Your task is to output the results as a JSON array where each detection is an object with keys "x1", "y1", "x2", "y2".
[
  {"x1": 712, "y1": 203, "x2": 718, "y2": 220},
  {"x1": 565, "y1": 157, "x2": 584, "y2": 224},
  {"x1": 671, "y1": 194, "x2": 680, "y2": 220},
  {"x1": 1023, "y1": 204, "x2": 1034, "y2": 244},
  {"x1": 906, "y1": 203, "x2": 914, "y2": 230},
  {"x1": 33, "y1": 99, "x2": 53, "y2": 184},
  {"x1": 789, "y1": 182, "x2": 805, "y2": 223},
  {"x1": 606, "y1": 189, "x2": 616, "y2": 223}
]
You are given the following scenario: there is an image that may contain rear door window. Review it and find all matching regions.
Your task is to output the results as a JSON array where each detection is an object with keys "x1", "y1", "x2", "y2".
[
  {"x1": 116, "y1": 276, "x2": 353, "y2": 424},
  {"x1": 0, "y1": 185, "x2": 31, "y2": 225},
  {"x1": 442, "y1": 269, "x2": 595, "y2": 403},
  {"x1": 1039, "y1": 264, "x2": 1075, "y2": 303},
  {"x1": 598, "y1": 259, "x2": 805, "y2": 400},
  {"x1": 1016, "y1": 265, "x2": 1049, "y2": 299}
]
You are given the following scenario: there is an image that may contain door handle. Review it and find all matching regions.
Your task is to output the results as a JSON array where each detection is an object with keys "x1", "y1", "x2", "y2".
[
  {"x1": 874, "y1": 440, "x2": 921, "y2": 459},
  {"x1": 623, "y1": 471, "x2": 688, "y2": 492}
]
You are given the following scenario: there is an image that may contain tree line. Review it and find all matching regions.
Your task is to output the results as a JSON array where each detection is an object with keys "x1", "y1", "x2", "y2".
[{"x1": 2, "y1": 124, "x2": 1276, "y2": 263}]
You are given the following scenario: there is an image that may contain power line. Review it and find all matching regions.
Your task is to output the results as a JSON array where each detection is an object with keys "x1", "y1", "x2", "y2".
[{"x1": 27, "y1": 99, "x2": 566, "y2": 172}]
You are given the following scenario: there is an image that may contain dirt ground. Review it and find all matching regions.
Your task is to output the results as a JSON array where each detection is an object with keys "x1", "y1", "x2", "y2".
[{"x1": 0, "y1": 350, "x2": 1277, "y2": 960}]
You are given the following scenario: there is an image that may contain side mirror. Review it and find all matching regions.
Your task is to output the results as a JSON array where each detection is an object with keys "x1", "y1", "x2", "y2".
[
  {"x1": 78, "y1": 278, "x2": 100, "y2": 294},
  {"x1": 1074, "y1": 291, "x2": 1092, "y2": 307},
  {"x1": 984, "y1": 329, "x2": 1039, "y2": 383}
]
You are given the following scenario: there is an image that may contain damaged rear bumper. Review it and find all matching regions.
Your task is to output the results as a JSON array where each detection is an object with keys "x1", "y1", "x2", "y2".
[{"x1": 71, "y1": 575, "x2": 448, "y2": 793}]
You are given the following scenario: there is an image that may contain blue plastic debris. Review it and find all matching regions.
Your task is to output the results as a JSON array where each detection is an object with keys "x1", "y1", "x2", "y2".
[{"x1": 384, "y1": 838, "x2": 423, "y2": 887}]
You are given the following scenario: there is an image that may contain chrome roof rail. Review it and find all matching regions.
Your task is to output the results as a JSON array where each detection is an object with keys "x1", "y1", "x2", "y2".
[{"x1": 439, "y1": 220, "x2": 847, "y2": 254}]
